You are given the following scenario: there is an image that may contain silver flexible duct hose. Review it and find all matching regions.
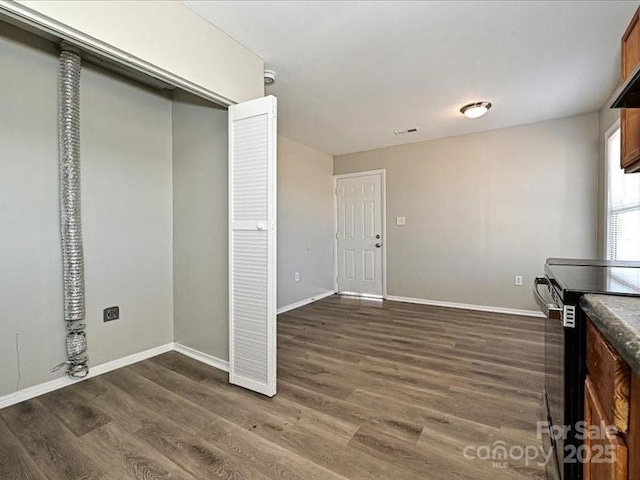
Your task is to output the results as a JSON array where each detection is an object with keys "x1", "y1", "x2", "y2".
[{"x1": 58, "y1": 47, "x2": 88, "y2": 378}]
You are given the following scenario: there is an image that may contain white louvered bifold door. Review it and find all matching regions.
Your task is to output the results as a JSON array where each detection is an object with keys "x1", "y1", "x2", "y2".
[{"x1": 229, "y1": 95, "x2": 277, "y2": 397}]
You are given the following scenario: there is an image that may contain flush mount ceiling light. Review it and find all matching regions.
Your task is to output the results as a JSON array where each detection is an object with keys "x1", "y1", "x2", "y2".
[{"x1": 460, "y1": 101, "x2": 492, "y2": 119}]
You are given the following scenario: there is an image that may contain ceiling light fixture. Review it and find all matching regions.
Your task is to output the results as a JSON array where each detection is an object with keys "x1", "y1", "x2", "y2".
[{"x1": 460, "y1": 101, "x2": 492, "y2": 119}]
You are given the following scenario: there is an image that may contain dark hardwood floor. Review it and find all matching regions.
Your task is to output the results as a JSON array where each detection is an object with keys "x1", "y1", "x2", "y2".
[{"x1": 0, "y1": 295, "x2": 547, "y2": 479}]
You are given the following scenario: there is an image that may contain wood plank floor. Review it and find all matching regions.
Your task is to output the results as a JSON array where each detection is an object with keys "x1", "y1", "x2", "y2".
[{"x1": 0, "y1": 295, "x2": 547, "y2": 479}]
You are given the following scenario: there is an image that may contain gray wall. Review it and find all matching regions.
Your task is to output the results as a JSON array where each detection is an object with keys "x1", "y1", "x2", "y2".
[
  {"x1": 277, "y1": 136, "x2": 335, "y2": 308},
  {"x1": 172, "y1": 91, "x2": 229, "y2": 361},
  {"x1": 172, "y1": 131, "x2": 335, "y2": 363},
  {"x1": 0, "y1": 24, "x2": 174, "y2": 396},
  {"x1": 335, "y1": 113, "x2": 599, "y2": 311},
  {"x1": 0, "y1": 21, "x2": 337, "y2": 392}
]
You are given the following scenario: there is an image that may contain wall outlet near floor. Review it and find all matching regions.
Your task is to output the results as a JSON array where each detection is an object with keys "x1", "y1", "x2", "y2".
[
  {"x1": 396, "y1": 216, "x2": 406, "y2": 226},
  {"x1": 103, "y1": 306, "x2": 120, "y2": 322},
  {"x1": 514, "y1": 275, "x2": 523, "y2": 286},
  {"x1": 294, "y1": 272, "x2": 300, "y2": 282}
]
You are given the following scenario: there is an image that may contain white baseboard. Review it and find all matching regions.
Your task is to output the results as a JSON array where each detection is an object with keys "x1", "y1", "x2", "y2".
[
  {"x1": 277, "y1": 290, "x2": 335, "y2": 314},
  {"x1": 384, "y1": 295, "x2": 544, "y2": 318},
  {"x1": 0, "y1": 343, "x2": 174, "y2": 410},
  {"x1": 0, "y1": 291, "x2": 538, "y2": 410},
  {"x1": 173, "y1": 343, "x2": 229, "y2": 372}
]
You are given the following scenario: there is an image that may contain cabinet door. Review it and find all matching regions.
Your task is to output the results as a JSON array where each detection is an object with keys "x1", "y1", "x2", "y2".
[
  {"x1": 586, "y1": 322, "x2": 630, "y2": 433},
  {"x1": 584, "y1": 376, "x2": 627, "y2": 480},
  {"x1": 621, "y1": 8, "x2": 640, "y2": 171},
  {"x1": 629, "y1": 373, "x2": 640, "y2": 480}
]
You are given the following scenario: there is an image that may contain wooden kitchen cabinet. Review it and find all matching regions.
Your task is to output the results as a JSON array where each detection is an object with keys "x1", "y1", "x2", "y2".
[
  {"x1": 629, "y1": 373, "x2": 640, "y2": 480},
  {"x1": 621, "y1": 7, "x2": 640, "y2": 173},
  {"x1": 584, "y1": 377, "x2": 628, "y2": 480},
  {"x1": 586, "y1": 322, "x2": 631, "y2": 433},
  {"x1": 585, "y1": 319, "x2": 640, "y2": 480}
]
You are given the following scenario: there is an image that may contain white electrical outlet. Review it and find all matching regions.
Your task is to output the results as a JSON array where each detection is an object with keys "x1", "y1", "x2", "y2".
[
  {"x1": 396, "y1": 216, "x2": 406, "y2": 226},
  {"x1": 295, "y1": 272, "x2": 300, "y2": 282},
  {"x1": 514, "y1": 275, "x2": 523, "y2": 286}
]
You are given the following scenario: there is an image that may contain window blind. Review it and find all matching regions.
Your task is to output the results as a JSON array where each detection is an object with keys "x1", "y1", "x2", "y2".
[{"x1": 607, "y1": 127, "x2": 640, "y2": 261}]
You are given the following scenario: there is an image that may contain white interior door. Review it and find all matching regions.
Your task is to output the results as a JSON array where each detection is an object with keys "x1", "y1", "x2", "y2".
[
  {"x1": 229, "y1": 95, "x2": 277, "y2": 397},
  {"x1": 335, "y1": 172, "x2": 384, "y2": 296}
]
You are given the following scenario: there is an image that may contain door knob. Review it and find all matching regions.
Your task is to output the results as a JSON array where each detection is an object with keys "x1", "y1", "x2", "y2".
[
  {"x1": 375, "y1": 234, "x2": 381, "y2": 239},
  {"x1": 375, "y1": 243, "x2": 381, "y2": 248}
]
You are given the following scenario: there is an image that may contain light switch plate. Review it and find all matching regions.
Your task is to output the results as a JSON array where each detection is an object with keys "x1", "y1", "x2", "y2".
[{"x1": 396, "y1": 216, "x2": 406, "y2": 226}]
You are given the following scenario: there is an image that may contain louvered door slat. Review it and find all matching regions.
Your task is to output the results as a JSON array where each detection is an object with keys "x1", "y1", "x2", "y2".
[{"x1": 229, "y1": 96, "x2": 277, "y2": 397}]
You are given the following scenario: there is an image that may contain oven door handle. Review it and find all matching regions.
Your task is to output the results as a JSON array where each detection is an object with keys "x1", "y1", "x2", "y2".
[{"x1": 533, "y1": 277, "x2": 562, "y2": 321}]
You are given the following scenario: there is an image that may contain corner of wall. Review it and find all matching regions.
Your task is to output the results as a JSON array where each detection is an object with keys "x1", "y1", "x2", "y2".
[
  {"x1": 277, "y1": 135, "x2": 335, "y2": 310},
  {"x1": 169, "y1": 94, "x2": 177, "y2": 346}
]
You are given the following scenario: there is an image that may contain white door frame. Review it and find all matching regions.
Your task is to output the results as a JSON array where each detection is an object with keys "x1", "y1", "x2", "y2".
[{"x1": 333, "y1": 169, "x2": 387, "y2": 298}]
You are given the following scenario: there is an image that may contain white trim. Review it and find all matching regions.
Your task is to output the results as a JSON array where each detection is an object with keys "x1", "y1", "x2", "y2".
[
  {"x1": 381, "y1": 172, "x2": 387, "y2": 297},
  {"x1": 0, "y1": 343, "x2": 174, "y2": 410},
  {"x1": 333, "y1": 169, "x2": 387, "y2": 297},
  {"x1": 339, "y1": 292, "x2": 384, "y2": 300},
  {"x1": 0, "y1": 2, "x2": 233, "y2": 107},
  {"x1": 333, "y1": 169, "x2": 387, "y2": 180},
  {"x1": 276, "y1": 290, "x2": 335, "y2": 315},
  {"x1": 603, "y1": 120, "x2": 621, "y2": 260},
  {"x1": 0, "y1": 289, "x2": 541, "y2": 410},
  {"x1": 333, "y1": 179, "x2": 339, "y2": 293},
  {"x1": 385, "y1": 295, "x2": 545, "y2": 318},
  {"x1": 173, "y1": 343, "x2": 229, "y2": 372}
]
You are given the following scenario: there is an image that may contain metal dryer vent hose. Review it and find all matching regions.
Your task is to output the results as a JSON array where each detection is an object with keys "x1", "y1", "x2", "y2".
[{"x1": 58, "y1": 47, "x2": 88, "y2": 378}]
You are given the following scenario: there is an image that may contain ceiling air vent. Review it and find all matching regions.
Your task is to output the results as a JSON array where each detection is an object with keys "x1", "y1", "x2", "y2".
[{"x1": 393, "y1": 128, "x2": 419, "y2": 136}]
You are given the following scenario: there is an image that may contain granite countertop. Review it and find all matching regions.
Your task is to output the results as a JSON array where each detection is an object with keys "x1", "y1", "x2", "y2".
[{"x1": 581, "y1": 294, "x2": 640, "y2": 377}]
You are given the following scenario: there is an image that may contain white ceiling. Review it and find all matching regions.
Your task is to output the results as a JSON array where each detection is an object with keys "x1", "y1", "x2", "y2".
[{"x1": 183, "y1": 0, "x2": 638, "y2": 156}]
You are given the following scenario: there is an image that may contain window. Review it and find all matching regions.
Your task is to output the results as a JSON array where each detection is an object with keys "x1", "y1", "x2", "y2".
[{"x1": 606, "y1": 125, "x2": 640, "y2": 261}]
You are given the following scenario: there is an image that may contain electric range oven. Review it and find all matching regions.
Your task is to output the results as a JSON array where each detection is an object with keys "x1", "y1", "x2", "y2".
[{"x1": 533, "y1": 258, "x2": 640, "y2": 480}]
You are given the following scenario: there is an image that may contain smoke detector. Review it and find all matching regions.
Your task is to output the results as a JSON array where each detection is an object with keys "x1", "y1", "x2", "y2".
[{"x1": 264, "y1": 70, "x2": 276, "y2": 86}]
